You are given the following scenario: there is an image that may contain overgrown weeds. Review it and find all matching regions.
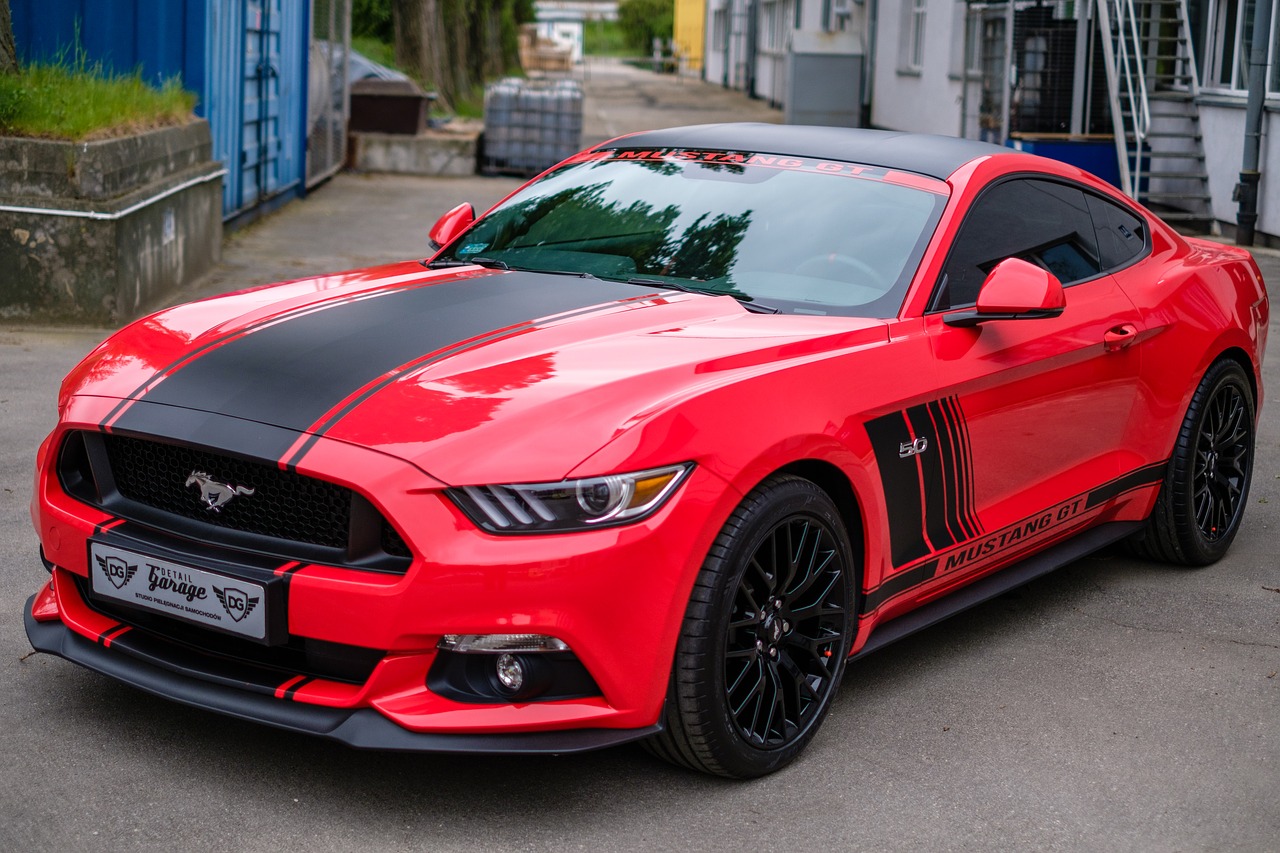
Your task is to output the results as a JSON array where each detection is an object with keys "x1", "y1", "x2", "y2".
[{"x1": 0, "y1": 54, "x2": 196, "y2": 141}]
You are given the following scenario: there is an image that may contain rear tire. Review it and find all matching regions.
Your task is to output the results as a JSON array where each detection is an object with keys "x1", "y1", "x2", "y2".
[
  {"x1": 645, "y1": 475, "x2": 856, "y2": 778},
  {"x1": 1127, "y1": 359, "x2": 1255, "y2": 566}
]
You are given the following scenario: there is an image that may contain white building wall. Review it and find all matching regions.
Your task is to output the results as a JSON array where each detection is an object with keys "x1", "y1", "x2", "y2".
[
  {"x1": 703, "y1": 0, "x2": 751, "y2": 91},
  {"x1": 703, "y1": 0, "x2": 865, "y2": 109},
  {"x1": 1199, "y1": 104, "x2": 1280, "y2": 240},
  {"x1": 704, "y1": 0, "x2": 729, "y2": 87},
  {"x1": 870, "y1": 0, "x2": 964, "y2": 134}
]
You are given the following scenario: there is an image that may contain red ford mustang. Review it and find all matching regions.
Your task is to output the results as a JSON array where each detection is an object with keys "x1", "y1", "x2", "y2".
[{"x1": 25, "y1": 125, "x2": 1268, "y2": 777}]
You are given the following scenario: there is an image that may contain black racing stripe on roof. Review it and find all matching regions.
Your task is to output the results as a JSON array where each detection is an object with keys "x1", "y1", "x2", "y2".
[
  {"x1": 596, "y1": 124, "x2": 1013, "y2": 180},
  {"x1": 111, "y1": 272, "x2": 643, "y2": 461}
]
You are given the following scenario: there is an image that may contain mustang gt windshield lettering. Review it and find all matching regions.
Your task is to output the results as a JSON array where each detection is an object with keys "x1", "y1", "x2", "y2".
[{"x1": 24, "y1": 125, "x2": 1267, "y2": 777}]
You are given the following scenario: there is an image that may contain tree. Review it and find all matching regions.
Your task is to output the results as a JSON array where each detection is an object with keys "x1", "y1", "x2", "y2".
[
  {"x1": 1, "y1": 0, "x2": 20, "y2": 75},
  {"x1": 393, "y1": 0, "x2": 452, "y2": 105},
  {"x1": 389, "y1": 0, "x2": 529, "y2": 109},
  {"x1": 618, "y1": 0, "x2": 674, "y2": 54}
]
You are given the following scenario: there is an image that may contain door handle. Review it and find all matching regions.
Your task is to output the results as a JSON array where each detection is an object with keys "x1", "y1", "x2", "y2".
[{"x1": 1103, "y1": 324, "x2": 1138, "y2": 352}]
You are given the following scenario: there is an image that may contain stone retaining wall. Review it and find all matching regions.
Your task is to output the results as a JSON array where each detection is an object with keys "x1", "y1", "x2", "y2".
[
  {"x1": 348, "y1": 127, "x2": 479, "y2": 178},
  {"x1": 0, "y1": 121, "x2": 222, "y2": 325}
]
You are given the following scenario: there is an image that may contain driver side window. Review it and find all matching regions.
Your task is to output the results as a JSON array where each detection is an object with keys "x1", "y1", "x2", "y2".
[{"x1": 933, "y1": 179, "x2": 1102, "y2": 311}]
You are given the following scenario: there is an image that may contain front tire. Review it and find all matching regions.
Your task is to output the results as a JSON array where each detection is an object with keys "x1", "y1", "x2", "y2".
[
  {"x1": 646, "y1": 475, "x2": 856, "y2": 778},
  {"x1": 1128, "y1": 359, "x2": 1256, "y2": 566}
]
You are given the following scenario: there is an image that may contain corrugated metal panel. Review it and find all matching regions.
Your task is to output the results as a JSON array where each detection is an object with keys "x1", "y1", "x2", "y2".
[
  {"x1": 207, "y1": 0, "x2": 247, "y2": 215},
  {"x1": 214, "y1": 0, "x2": 307, "y2": 220},
  {"x1": 307, "y1": 0, "x2": 351, "y2": 187},
  {"x1": 11, "y1": 0, "x2": 206, "y2": 100}
]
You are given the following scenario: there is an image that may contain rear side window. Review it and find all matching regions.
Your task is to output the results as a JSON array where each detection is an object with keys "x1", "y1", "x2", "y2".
[
  {"x1": 1086, "y1": 193, "x2": 1148, "y2": 271},
  {"x1": 933, "y1": 179, "x2": 1102, "y2": 310}
]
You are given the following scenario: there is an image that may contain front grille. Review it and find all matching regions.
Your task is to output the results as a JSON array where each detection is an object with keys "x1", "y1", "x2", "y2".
[
  {"x1": 60, "y1": 431, "x2": 412, "y2": 572},
  {"x1": 106, "y1": 434, "x2": 352, "y2": 548}
]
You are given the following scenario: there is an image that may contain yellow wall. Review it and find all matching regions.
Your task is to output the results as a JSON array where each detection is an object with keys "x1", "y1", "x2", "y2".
[{"x1": 673, "y1": 0, "x2": 706, "y2": 73}]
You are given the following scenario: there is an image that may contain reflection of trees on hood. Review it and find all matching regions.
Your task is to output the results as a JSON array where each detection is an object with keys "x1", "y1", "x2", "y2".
[{"x1": 661, "y1": 211, "x2": 752, "y2": 281}]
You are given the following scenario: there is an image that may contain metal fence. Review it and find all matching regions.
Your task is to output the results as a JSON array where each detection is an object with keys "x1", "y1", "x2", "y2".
[{"x1": 307, "y1": 0, "x2": 351, "y2": 188}]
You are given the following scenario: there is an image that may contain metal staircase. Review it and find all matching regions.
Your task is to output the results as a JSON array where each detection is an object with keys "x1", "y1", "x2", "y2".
[{"x1": 1095, "y1": 0, "x2": 1212, "y2": 228}]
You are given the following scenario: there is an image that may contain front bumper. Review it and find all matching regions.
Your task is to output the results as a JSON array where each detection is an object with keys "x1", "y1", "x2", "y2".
[
  {"x1": 31, "y1": 408, "x2": 738, "y2": 747},
  {"x1": 24, "y1": 595, "x2": 660, "y2": 754}
]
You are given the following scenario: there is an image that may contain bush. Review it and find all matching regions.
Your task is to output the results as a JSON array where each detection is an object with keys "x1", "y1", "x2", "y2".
[{"x1": 618, "y1": 0, "x2": 674, "y2": 53}]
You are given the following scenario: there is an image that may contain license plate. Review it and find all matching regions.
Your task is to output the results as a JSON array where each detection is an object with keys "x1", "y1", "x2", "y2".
[{"x1": 89, "y1": 542, "x2": 269, "y2": 641}]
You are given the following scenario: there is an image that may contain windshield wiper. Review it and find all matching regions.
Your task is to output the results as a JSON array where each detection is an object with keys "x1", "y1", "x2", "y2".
[
  {"x1": 426, "y1": 257, "x2": 509, "y2": 270},
  {"x1": 427, "y1": 258, "x2": 602, "y2": 280},
  {"x1": 626, "y1": 278, "x2": 780, "y2": 314}
]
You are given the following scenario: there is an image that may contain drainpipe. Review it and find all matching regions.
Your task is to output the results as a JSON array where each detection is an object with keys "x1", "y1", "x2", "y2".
[
  {"x1": 1236, "y1": 0, "x2": 1274, "y2": 246},
  {"x1": 865, "y1": 0, "x2": 878, "y2": 128}
]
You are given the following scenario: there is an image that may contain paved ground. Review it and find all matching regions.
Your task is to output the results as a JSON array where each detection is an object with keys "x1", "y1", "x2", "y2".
[{"x1": 1, "y1": 61, "x2": 1277, "y2": 851}]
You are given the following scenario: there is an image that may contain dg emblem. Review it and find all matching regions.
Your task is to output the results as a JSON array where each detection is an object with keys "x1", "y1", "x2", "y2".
[
  {"x1": 213, "y1": 586, "x2": 260, "y2": 623},
  {"x1": 95, "y1": 555, "x2": 137, "y2": 590}
]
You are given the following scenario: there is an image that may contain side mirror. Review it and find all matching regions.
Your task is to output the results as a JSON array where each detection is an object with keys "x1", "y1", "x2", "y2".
[
  {"x1": 944, "y1": 258, "x2": 1066, "y2": 327},
  {"x1": 428, "y1": 202, "x2": 475, "y2": 251}
]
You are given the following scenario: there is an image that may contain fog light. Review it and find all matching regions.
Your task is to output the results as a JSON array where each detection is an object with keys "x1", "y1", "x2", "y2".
[{"x1": 495, "y1": 653, "x2": 524, "y2": 692}]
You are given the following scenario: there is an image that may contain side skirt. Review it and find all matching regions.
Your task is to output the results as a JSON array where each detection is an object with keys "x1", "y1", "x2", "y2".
[{"x1": 850, "y1": 520, "x2": 1142, "y2": 661}]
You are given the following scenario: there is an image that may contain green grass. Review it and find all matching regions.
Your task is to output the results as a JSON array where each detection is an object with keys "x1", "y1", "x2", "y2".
[
  {"x1": 583, "y1": 20, "x2": 631, "y2": 57},
  {"x1": 0, "y1": 61, "x2": 197, "y2": 141}
]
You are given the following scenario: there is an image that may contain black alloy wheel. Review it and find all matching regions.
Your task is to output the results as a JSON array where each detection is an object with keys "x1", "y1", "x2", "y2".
[
  {"x1": 646, "y1": 475, "x2": 855, "y2": 778},
  {"x1": 724, "y1": 513, "x2": 848, "y2": 748},
  {"x1": 1191, "y1": 377, "x2": 1251, "y2": 542},
  {"x1": 1127, "y1": 358, "x2": 1256, "y2": 566}
]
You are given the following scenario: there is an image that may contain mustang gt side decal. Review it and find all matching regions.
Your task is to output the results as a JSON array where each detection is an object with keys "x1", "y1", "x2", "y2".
[
  {"x1": 861, "y1": 460, "x2": 1167, "y2": 613},
  {"x1": 865, "y1": 396, "x2": 983, "y2": 568}
]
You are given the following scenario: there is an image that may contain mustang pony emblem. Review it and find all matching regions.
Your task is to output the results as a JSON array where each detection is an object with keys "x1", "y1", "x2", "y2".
[{"x1": 186, "y1": 471, "x2": 255, "y2": 512}]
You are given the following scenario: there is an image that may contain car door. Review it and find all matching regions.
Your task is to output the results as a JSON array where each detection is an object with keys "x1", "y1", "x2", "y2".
[{"x1": 865, "y1": 177, "x2": 1148, "y2": 583}]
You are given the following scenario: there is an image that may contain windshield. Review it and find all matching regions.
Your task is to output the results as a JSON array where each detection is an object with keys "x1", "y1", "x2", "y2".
[{"x1": 433, "y1": 150, "x2": 948, "y2": 317}]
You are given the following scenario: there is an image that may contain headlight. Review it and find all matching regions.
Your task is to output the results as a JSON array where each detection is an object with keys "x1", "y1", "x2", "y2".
[{"x1": 447, "y1": 463, "x2": 693, "y2": 533}]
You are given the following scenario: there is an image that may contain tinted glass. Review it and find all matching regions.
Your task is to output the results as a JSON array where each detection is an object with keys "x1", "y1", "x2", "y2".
[
  {"x1": 935, "y1": 179, "x2": 1102, "y2": 310},
  {"x1": 1086, "y1": 192, "x2": 1148, "y2": 271},
  {"x1": 434, "y1": 155, "x2": 948, "y2": 318}
]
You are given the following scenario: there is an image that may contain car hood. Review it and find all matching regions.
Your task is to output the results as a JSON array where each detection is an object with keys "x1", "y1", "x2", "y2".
[{"x1": 68, "y1": 264, "x2": 886, "y2": 483}]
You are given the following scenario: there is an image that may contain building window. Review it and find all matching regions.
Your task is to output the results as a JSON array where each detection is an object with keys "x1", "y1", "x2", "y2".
[
  {"x1": 1199, "y1": 0, "x2": 1280, "y2": 94},
  {"x1": 712, "y1": 7, "x2": 728, "y2": 52},
  {"x1": 901, "y1": 0, "x2": 928, "y2": 73},
  {"x1": 759, "y1": 0, "x2": 794, "y2": 53}
]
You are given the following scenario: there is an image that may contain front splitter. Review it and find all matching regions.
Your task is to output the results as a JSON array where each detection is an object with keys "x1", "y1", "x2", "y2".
[{"x1": 23, "y1": 597, "x2": 661, "y2": 755}]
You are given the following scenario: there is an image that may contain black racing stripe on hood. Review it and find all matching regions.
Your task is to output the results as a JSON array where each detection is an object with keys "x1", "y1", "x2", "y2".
[{"x1": 110, "y1": 272, "x2": 646, "y2": 460}]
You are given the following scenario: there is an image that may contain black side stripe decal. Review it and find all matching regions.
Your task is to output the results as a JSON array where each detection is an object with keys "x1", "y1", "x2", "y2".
[
  {"x1": 939, "y1": 396, "x2": 984, "y2": 538},
  {"x1": 865, "y1": 409, "x2": 931, "y2": 566},
  {"x1": 865, "y1": 395, "x2": 981, "y2": 569},
  {"x1": 863, "y1": 560, "x2": 939, "y2": 612},
  {"x1": 862, "y1": 460, "x2": 1167, "y2": 614},
  {"x1": 1085, "y1": 461, "x2": 1167, "y2": 508}
]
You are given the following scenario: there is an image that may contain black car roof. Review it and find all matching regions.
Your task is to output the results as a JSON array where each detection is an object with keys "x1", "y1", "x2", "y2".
[{"x1": 594, "y1": 124, "x2": 1014, "y2": 180}]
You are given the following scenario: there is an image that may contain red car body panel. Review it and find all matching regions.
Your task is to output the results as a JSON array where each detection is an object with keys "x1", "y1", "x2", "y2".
[{"x1": 25, "y1": 126, "x2": 1268, "y2": 749}]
